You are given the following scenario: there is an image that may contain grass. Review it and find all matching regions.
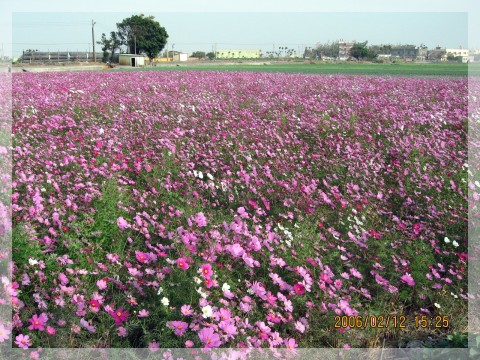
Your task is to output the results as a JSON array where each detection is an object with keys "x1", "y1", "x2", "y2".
[{"x1": 114, "y1": 61, "x2": 474, "y2": 77}]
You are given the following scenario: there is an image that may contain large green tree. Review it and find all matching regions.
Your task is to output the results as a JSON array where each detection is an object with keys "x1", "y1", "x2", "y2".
[{"x1": 116, "y1": 14, "x2": 168, "y2": 60}]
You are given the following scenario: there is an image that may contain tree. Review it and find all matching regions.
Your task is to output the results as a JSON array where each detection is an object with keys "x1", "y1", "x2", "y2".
[
  {"x1": 116, "y1": 14, "x2": 168, "y2": 60},
  {"x1": 350, "y1": 41, "x2": 377, "y2": 61},
  {"x1": 315, "y1": 41, "x2": 339, "y2": 59},
  {"x1": 206, "y1": 52, "x2": 216, "y2": 60},
  {"x1": 191, "y1": 51, "x2": 206, "y2": 59},
  {"x1": 97, "y1": 31, "x2": 122, "y2": 62}
]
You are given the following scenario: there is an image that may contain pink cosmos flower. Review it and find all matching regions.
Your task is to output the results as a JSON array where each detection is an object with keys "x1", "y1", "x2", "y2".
[
  {"x1": 117, "y1": 326, "x2": 127, "y2": 337},
  {"x1": 46, "y1": 326, "x2": 56, "y2": 335},
  {"x1": 109, "y1": 308, "x2": 130, "y2": 325},
  {"x1": 181, "y1": 305, "x2": 194, "y2": 316},
  {"x1": 228, "y1": 243, "x2": 245, "y2": 258},
  {"x1": 201, "y1": 263, "x2": 213, "y2": 279},
  {"x1": 96, "y1": 279, "x2": 107, "y2": 290},
  {"x1": 185, "y1": 340, "x2": 194, "y2": 348},
  {"x1": 194, "y1": 212, "x2": 207, "y2": 227},
  {"x1": 198, "y1": 327, "x2": 222, "y2": 348},
  {"x1": 135, "y1": 250, "x2": 150, "y2": 264},
  {"x1": 285, "y1": 338, "x2": 298, "y2": 350},
  {"x1": 138, "y1": 309, "x2": 149, "y2": 318},
  {"x1": 148, "y1": 341, "x2": 160, "y2": 352},
  {"x1": 117, "y1": 217, "x2": 129, "y2": 229},
  {"x1": 177, "y1": 257, "x2": 190, "y2": 270},
  {"x1": 88, "y1": 299, "x2": 101, "y2": 312},
  {"x1": 0, "y1": 323, "x2": 11, "y2": 342},
  {"x1": 266, "y1": 291, "x2": 278, "y2": 305},
  {"x1": 15, "y1": 334, "x2": 32, "y2": 349},
  {"x1": 401, "y1": 273, "x2": 415, "y2": 286},
  {"x1": 28, "y1": 313, "x2": 47, "y2": 331},
  {"x1": 293, "y1": 283, "x2": 305, "y2": 295},
  {"x1": 167, "y1": 321, "x2": 189, "y2": 336}
]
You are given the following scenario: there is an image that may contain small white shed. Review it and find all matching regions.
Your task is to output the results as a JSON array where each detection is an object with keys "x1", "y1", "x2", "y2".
[
  {"x1": 173, "y1": 52, "x2": 188, "y2": 62},
  {"x1": 119, "y1": 54, "x2": 145, "y2": 67}
]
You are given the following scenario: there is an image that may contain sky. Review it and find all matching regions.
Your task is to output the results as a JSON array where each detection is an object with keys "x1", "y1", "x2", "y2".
[{"x1": 0, "y1": 0, "x2": 477, "y2": 59}]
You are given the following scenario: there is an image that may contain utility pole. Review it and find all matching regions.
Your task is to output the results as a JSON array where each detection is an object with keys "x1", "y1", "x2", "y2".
[{"x1": 92, "y1": 20, "x2": 96, "y2": 62}]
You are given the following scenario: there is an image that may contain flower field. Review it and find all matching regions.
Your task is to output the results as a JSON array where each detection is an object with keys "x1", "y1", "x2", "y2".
[{"x1": 9, "y1": 71, "x2": 468, "y2": 350}]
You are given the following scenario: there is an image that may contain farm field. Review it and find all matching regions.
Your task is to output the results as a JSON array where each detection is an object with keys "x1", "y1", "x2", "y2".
[
  {"x1": 121, "y1": 62, "x2": 473, "y2": 76},
  {"x1": 9, "y1": 70, "x2": 468, "y2": 350}
]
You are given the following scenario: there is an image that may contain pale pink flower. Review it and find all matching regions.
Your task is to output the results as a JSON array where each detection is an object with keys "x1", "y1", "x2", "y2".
[
  {"x1": 117, "y1": 217, "x2": 129, "y2": 229},
  {"x1": 198, "y1": 327, "x2": 221, "y2": 348},
  {"x1": 15, "y1": 334, "x2": 32, "y2": 349}
]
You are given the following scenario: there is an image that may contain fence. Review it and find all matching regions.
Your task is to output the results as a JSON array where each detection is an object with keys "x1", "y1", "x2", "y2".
[{"x1": 20, "y1": 51, "x2": 104, "y2": 63}]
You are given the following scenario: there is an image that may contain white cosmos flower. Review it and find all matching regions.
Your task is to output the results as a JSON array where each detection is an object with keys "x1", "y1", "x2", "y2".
[
  {"x1": 452, "y1": 240, "x2": 459, "y2": 248},
  {"x1": 193, "y1": 277, "x2": 202, "y2": 285},
  {"x1": 161, "y1": 297, "x2": 169, "y2": 306},
  {"x1": 28, "y1": 258, "x2": 38, "y2": 266},
  {"x1": 201, "y1": 305, "x2": 213, "y2": 318},
  {"x1": 434, "y1": 303, "x2": 441, "y2": 309},
  {"x1": 444, "y1": 237, "x2": 450, "y2": 244},
  {"x1": 207, "y1": 173, "x2": 214, "y2": 180},
  {"x1": 222, "y1": 283, "x2": 231, "y2": 292},
  {"x1": 157, "y1": 287, "x2": 163, "y2": 295}
]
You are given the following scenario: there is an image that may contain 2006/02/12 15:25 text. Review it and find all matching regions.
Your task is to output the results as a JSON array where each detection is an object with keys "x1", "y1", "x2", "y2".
[{"x1": 334, "y1": 315, "x2": 450, "y2": 329}]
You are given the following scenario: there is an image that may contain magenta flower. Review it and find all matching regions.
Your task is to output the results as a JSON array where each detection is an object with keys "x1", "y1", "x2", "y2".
[
  {"x1": 46, "y1": 326, "x2": 56, "y2": 335},
  {"x1": 28, "y1": 313, "x2": 47, "y2": 331},
  {"x1": 135, "y1": 250, "x2": 150, "y2": 264},
  {"x1": 293, "y1": 283, "x2": 305, "y2": 295},
  {"x1": 177, "y1": 257, "x2": 190, "y2": 270},
  {"x1": 15, "y1": 334, "x2": 32, "y2": 349},
  {"x1": 109, "y1": 308, "x2": 130, "y2": 325},
  {"x1": 401, "y1": 273, "x2": 415, "y2": 286},
  {"x1": 201, "y1": 263, "x2": 213, "y2": 279},
  {"x1": 198, "y1": 327, "x2": 222, "y2": 348}
]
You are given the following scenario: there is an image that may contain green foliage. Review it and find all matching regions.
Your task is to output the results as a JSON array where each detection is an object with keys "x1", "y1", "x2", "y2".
[
  {"x1": 206, "y1": 52, "x2": 216, "y2": 60},
  {"x1": 191, "y1": 51, "x2": 206, "y2": 59},
  {"x1": 116, "y1": 14, "x2": 168, "y2": 59},
  {"x1": 349, "y1": 41, "x2": 378, "y2": 60},
  {"x1": 97, "y1": 31, "x2": 122, "y2": 62}
]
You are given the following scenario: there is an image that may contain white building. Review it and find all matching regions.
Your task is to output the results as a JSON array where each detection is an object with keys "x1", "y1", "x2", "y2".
[
  {"x1": 444, "y1": 48, "x2": 469, "y2": 63},
  {"x1": 119, "y1": 54, "x2": 145, "y2": 67}
]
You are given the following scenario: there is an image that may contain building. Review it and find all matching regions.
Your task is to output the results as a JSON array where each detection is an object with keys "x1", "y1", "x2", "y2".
[
  {"x1": 119, "y1": 54, "x2": 145, "y2": 67},
  {"x1": 444, "y1": 48, "x2": 469, "y2": 63},
  {"x1": 338, "y1": 40, "x2": 353, "y2": 61},
  {"x1": 390, "y1": 46, "x2": 427, "y2": 61},
  {"x1": 173, "y1": 52, "x2": 188, "y2": 62},
  {"x1": 215, "y1": 49, "x2": 261, "y2": 59},
  {"x1": 166, "y1": 51, "x2": 188, "y2": 61},
  {"x1": 426, "y1": 48, "x2": 446, "y2": 62}
]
